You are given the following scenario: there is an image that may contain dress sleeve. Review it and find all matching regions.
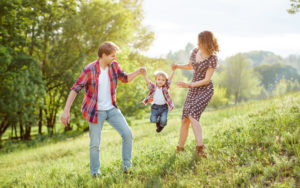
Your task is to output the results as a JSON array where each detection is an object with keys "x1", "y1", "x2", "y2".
[
  {"x1": 189, "y1": 48, "x2": 198, "y2": 62},
  {"x1": 208, "y1": 56, "x2": 218, "y2": 69}
]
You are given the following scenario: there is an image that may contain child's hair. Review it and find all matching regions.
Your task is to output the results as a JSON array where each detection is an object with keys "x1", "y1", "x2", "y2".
[
  {"x1": 198, "y1": 31, "x2": 219, "y2": 56},
  {"x1": 98, "y1": 41, "x2": 120, "y2": 58},
  {"x1": 154, "y1": 71, "x2": 168, "y2": 80}
]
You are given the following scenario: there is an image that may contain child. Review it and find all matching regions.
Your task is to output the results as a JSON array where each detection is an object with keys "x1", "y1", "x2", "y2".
[{"x1": 141, "y1": 69, "x2": 175, "y2": 133}]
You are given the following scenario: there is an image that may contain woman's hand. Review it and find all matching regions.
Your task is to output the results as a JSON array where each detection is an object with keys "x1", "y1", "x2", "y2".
[
  {"x1": 176, "y1": 81, "x2": 191, "y2": 88},
  {"x1": 171, "y1": 63, "x2": 177, "y2": 71}
]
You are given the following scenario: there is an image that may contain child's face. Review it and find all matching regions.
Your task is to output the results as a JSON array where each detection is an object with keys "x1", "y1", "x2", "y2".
[{"x1": 155, "y1": 75, "x2": 167, "y2": 88}]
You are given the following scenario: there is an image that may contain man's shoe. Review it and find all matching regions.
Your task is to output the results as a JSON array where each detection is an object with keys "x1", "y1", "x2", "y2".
[
  {"x1": 123, "y1": 169, "x2": 133, "y2": 175},
  {"x1": 92, "y1": 173, "x2": 100, "y2": 179}
]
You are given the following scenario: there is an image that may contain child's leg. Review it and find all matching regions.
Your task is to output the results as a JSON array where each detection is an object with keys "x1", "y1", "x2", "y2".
[
  {"x1": 150, "y1": 105, "x2": 159, "y2": 124},
  {"x1": 159, "y1": 108, "x2": 168, "y2": 127}
]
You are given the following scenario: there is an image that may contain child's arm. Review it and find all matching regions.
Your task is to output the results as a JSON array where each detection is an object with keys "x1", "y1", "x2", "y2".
[
  {"x1": 142, "y1": 71, "x2": 151, "y2": 85},
  {"x1": 168, "y1": 70, "x2": 175, "y2": 82}
]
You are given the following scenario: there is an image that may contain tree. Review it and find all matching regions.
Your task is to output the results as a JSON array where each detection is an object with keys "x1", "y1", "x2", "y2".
[
  {"x1": 219, "y1": 54, "x2": 262, "y2": 104},
  {"x1": 254, "y1": 63, "x2": 300, "y2": 91},
  {"x1": 167, "y1": 43, "x2": 195, "y2": 79},
  {"x1": 288, "y1": 0, "x2": 300, "y2": 14}
]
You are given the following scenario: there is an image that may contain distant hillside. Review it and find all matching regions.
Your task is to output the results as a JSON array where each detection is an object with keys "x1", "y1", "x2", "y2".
[{"x1": 242, "y1": 51, "x2": 300, "y2": 72}]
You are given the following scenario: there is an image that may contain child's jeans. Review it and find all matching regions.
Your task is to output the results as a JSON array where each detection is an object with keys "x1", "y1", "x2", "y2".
[{"x1": 150, "y1": 104, "x2": 168, "y2": 127}]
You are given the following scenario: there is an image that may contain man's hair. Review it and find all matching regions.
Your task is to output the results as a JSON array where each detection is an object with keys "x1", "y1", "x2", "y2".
[
  {"x1": 154, "y1": 71, "x2": 168, "y2": 80},
  {"x1": 98, "y1": 41, "x2": 120, "y2": 58},
  {"x1": 198, "y1": 31, "x2": 219, "y2": 56}
]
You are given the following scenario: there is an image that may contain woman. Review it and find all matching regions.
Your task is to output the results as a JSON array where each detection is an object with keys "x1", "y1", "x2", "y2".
[{"x1": 172, "y1": 31, "x2": 219, "y2": 157}]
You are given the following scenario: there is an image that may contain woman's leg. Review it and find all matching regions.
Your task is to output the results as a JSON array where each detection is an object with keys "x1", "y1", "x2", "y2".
[
  {"x1": 178, "y1": 117, "x2": 191, "y2": 148},
  {"x1": 189, "y1": 116, "x2": 203, "y2": 146}
]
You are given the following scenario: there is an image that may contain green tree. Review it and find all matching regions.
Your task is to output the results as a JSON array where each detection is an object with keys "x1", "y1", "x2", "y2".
[
  {"x1": 219, "y1": 54, "x2": 262, "y2": 104},
  {"x1": 167, "y1": 43, "x2": 195, "y2": 79},
  {"x1": 254, "y1": 63, "x2": 300, "y2": 91},
  {"x1": 288, "y1": 0, "x2": 300, "y2": 14}
]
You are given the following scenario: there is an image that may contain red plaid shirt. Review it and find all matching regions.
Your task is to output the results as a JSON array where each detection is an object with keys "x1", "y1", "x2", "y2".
[
  {"x1": 141, "y1": 80, "x2": 174, "y2": 111},
  {"x1": 71, "y1": 59, "x2": 128, "y2": 123}
]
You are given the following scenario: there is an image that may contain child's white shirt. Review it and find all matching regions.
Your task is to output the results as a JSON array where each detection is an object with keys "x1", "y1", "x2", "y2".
[{"x1": 152, "y1": 87, "x2": 166, "y2": 105}]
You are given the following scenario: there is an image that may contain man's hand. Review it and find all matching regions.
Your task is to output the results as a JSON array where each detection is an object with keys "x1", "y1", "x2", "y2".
[
  {"x1": 139, "y1": 67, "x2": 147, "y2": 76},
  {"x1": 61, "y1": 111, "x2": 70, "y2": 127}
]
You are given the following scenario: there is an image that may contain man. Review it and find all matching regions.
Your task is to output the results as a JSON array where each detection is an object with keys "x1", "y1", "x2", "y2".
[{"x1": 61, "y1": 41, "x2": 145, "y2": 177}]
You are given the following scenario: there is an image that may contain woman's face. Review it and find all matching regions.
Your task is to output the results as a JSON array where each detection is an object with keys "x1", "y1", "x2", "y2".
[{"x1": 198, "y1": 41, "x2": 208, "y2": 55}]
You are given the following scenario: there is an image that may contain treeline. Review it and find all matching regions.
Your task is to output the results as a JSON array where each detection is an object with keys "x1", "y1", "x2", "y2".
[
  {"x1": 0, "y1": 0, "x2": 159, "y2": 142},
  {"x1": 167, "y1": 44, "x2": 300, "y2": 107}
]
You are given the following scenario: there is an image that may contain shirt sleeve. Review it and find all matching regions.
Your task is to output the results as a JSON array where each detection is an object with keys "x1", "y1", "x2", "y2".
[
  {"x1": 208, "y1": 56, "x2": 218, "y2": 69},
  {"x1": 71, "y1": 68, "x2": 88, "y2": 93},
  {"x1": 116, "y1": 62, "x2": 128, "y2": 83},
  {"x1": 165, "y1": 80, "x2": 172, "y2": 89},
  {"x1": 147, "y1": 81, "x2": 156, "y2": 92}
]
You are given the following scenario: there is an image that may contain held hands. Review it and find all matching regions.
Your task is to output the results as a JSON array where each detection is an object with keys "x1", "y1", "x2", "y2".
[
  {"x1": 139, "y1": 67, "x2": 147, "y2": 76},
  {"x1": 176, "y1": 81, "x2": 191, "y2": 88},
  {"x1": 171, "y1": 63, "x2": 177, "y2": 71}
]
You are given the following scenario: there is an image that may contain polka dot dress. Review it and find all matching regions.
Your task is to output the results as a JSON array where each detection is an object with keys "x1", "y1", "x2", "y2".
[{"x1": 182, "y1": 48, "x2": 218, "y2": 121}]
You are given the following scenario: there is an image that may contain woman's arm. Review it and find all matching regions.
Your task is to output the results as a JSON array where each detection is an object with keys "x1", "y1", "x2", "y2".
[
  {"x1": 172, "y1": 62, "x2": 193, "y2": 70},
  {"x1": 176, "y1": 68, "x2": 215, "y2": 88}
]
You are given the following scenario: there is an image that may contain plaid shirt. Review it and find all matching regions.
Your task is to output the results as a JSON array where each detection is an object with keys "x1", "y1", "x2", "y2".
[
  {"x1": 71, "y1": 59, "x2": 128, "y2": 123},
  {"x1": 141, "y1": 80, "x2": 174, "y2": 111}
]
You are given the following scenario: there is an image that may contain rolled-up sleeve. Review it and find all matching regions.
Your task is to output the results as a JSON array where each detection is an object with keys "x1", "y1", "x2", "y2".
[
  {"x1": 71, "y1": 69, "x2": 88, "y2": 93},
  {"x1": 147, "y1": 81, "x2": 155, "y2": 92},
  {"x1": 116, "y1": 63, "x2": 128, "y2": 83}
]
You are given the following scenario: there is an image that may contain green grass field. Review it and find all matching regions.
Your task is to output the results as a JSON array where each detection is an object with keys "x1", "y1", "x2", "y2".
[{"x1": 0, "y1": 92, "x2": 299, "y2": 187}]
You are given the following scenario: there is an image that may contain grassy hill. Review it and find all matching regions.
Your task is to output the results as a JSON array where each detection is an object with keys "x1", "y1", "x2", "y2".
[{"x1": 0, "y1": 92, "x2": 299, "y2": 187}]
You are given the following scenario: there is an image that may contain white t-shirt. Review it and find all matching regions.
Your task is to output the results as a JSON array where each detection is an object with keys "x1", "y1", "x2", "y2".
[
  {"x1": 97, "y1": 67, "x2": 114, "y2": 110},
  {"x1": 152, "y1": 87, "x2": 166, "y2": 105}
]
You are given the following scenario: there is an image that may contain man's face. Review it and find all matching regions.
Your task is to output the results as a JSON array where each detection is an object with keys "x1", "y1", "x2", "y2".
[
  {"x1": 103, "y1": 51, "x2": 116, "y2": 65},
  {"x1": 155, "y1": 75, "x2": 167, "y2": 88}
]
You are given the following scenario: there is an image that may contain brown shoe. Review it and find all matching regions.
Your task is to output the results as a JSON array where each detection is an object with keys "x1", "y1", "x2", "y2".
[
  {"x1": 176, "y1": 146, "x2": 184, "y2": 153},
  {"x1": 196, "y1": 145, "x2": 207, "y2": 158}
]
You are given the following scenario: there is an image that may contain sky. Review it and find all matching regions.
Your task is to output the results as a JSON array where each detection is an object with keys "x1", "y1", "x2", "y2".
[{"x1": 141, "y1": 0, "x2": 300, "y2": 60}]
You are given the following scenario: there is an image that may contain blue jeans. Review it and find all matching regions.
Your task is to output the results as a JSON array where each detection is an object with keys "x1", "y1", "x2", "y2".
[
  {"x1": 88, "y1": 107, "x2": 132, "y2": 175},
  {"x1": 150, "y1": 104, "x2": 168, "y2": 127}
]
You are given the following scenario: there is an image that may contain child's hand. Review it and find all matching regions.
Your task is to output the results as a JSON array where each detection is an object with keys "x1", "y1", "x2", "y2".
[{"x1": 171, "y1": 63, "x2": 177, "y2": 71}]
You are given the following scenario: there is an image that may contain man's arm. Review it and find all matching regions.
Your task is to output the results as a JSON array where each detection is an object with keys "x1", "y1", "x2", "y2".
[
  {"x1": 61, "y1": 90, "x2": 78, "y2": 126},
  {"x1": 127, "y1": 67, "x2": 145, "y2": 82}
]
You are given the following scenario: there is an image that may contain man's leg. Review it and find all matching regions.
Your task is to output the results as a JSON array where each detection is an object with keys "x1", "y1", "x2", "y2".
[
  {"x1": 107, "y1": 108, "x2": 132, "y2": 171},
  {"x1": 89, "y1": 111, "x2": 106, "y2": 176}
]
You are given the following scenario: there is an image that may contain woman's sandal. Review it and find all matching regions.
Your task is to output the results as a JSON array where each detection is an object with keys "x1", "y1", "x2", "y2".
[{"x1": 195, "y1": 145, "x2": 207, "y2": 158}]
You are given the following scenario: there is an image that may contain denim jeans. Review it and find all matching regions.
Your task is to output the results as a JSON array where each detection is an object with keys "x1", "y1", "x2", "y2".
[
  {"x1": 88, "y1": 107, "x2": 132, "y2": 175},
  {"x1": 150, "y1": 104, "x2": 168, "y2": 127}
]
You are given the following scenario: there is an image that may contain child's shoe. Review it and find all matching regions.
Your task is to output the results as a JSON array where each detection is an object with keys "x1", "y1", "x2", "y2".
[{"x1": 156, "y1": 125, "x2": 164, "y2": 133}]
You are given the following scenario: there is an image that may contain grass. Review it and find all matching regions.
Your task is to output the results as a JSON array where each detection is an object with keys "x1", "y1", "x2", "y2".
[{"x1": 0, "y1": 92, "x2": 299, "y2": 187}]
